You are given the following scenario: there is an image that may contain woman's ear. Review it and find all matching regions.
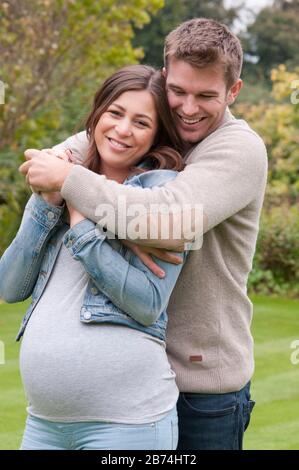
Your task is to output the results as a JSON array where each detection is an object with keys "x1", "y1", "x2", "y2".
[{"x1": 162, "y1": 67, "x2": 167, "y2": 78}]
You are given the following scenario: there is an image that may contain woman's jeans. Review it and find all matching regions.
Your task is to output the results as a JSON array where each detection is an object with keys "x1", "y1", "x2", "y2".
[
  {"x1": 20, "y1": 407, "x2": 178, "y2": 450},
  {"x1": 177, "y1": 382, "x2": 255, "y2": 450}
]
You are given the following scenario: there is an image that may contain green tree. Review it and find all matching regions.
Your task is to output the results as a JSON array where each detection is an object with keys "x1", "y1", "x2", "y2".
[
  {"x1": 235, "y1": 65, "x2": 299, "y2": 296},
  {"x1": 0, "y1": 0, "x2": 163, "y2": 256},
  {"x1": 0, "y1": 0, "x2": 163, "y2": 150},
  {"x1": 133, "y1": 0, "x2": 240, "y2": 67},
  {"x1": 244, "y1": 0, "x2": 299, "y2": 80}
]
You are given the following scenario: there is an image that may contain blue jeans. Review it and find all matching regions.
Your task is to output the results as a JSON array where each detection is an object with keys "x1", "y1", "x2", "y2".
[
  {"x1": 177, "y1": 382, "x2": 255, "y2": 450},
  {"x1": 20, "y1": 407, "x2": 178, "y2": 450}
]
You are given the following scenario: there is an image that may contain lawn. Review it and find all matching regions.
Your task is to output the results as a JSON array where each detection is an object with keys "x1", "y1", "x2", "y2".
[{"x1": 0, "y1": 295, "x2": 298, "y2": 450}]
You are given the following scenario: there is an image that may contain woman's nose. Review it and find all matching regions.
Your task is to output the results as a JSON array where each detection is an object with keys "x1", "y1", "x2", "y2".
[{"x1": 115, "y1": 120, "x2": 132, "y2": 137}]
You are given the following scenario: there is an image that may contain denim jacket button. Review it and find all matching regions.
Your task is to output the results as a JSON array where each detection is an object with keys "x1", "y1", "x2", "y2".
[
  {"x1": 91, "y1": 287, "x2": 98, "y2": 295},
  {"x1": 47, "y1": 211, "x2": 55, "y2": 220},
  {"x1": 66, "y1": 239, "x2": 74, "y2": 248},
  {"x1": 83, "y1": 311, "x2": 92, "y2": 320}
]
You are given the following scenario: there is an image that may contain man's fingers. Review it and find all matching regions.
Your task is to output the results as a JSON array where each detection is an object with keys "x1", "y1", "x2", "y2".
[
  {"x1": 41, "y1": 148, "x2": 70, "y2": 162},
  {"x1": 150, "y1": 248, "x2": 183, "y2": 265},
  {"x1": 123, "y1": 240, "x2": 166, "y2": 277},
  {"x1": 19, "y1": 161, "x2": 31, "y2": 175},
  {"x1": 24, "y1": 149, "x2": 41, "y2": 160},
  {"x1": 138, "y1": 252, "x2": 166, "y2": 278}
]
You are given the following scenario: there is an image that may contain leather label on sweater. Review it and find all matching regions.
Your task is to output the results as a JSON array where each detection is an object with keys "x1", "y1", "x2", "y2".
[{"x1": 189, "y1": 355, "x2": 203, "y2": 362}]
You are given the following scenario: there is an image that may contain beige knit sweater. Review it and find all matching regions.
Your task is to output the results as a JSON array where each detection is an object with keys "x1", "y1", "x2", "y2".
[{"x1": 54, "y1": 109, "x2": 268, "y2": 393}]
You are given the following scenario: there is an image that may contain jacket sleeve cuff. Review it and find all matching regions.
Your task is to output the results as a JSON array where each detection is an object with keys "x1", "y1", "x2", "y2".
[
  {"x1": 63, "y1": 219, "x2": 106, "y2": 256},
  {"x1": 26, "y1": 193, "x2": 65, "y2": 229}
]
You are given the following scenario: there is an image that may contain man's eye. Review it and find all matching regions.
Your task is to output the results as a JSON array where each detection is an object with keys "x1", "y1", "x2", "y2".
[{"x1": 173, "y1": 90, "x2": 185, "y2": 96}]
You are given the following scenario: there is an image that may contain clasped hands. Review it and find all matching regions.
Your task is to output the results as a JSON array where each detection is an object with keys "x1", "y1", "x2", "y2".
[
  {"x1": 19, "y1": 148, "x2": 85, "y2": 227},
  {"x1": 19, "y1": 148, "x2": 182, "y2": 277}
]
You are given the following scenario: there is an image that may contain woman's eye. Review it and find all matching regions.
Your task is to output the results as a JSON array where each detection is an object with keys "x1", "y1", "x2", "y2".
[
  {"x1": 137, "y1": 121, "x2": 148, "y2": 127},
  {"x1": 109, "y1": 110, "x2": 121, "y2": 116}
]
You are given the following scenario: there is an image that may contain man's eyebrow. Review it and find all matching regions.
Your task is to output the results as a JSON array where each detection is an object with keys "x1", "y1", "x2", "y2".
[
  {"x1": 167, "y1": 83, "x2": 219, "y2": 95},
  {"x1": 111, "y1": 103, "x2": 153, "y2": 122}
]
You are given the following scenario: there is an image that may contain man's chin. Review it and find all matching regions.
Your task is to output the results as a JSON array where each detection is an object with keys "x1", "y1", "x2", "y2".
[{"x1": 178, "y1": 129, "x2": 207, "y2": 145}]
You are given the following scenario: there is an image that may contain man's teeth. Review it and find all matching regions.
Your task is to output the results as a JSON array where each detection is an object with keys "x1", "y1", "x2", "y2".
[
  {"x1": 109, "y1": 138, "x2": 129, "y2": 148},
  {"x1": 179, "y1": 115, "x2": 205, "y2": 124}
]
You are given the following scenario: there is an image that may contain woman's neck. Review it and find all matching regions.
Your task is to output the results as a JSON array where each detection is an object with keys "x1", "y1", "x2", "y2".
[{"x1": 98, "y1": 163, "x2": 129, "y2": 184}]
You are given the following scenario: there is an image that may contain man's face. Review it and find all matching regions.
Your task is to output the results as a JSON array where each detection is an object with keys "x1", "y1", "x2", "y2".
[{"x1": 165, "y1": 58, "x2": 242, "y2": 145}]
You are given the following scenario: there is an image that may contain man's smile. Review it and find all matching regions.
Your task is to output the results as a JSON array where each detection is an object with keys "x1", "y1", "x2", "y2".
[{"x1": 176, "y1": 113, "x2": 207, "y2": 126}]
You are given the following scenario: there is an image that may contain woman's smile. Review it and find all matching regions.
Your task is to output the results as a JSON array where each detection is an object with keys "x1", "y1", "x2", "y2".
[
  {"x1": 94, "y1": 89, "x2": 158, "y2": 180},
  {"x1": 105, "y1": 136, "x2": 132, "y2": 151}
]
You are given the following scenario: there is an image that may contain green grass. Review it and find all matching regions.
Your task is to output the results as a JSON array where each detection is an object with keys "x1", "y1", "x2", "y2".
[
  {"x1": 0, "y1": 300, "x2": 29, "y2": 450},
  {"x1": 244, "y1": 295, "x2": 299, "y2": 450},
  {"x1": 0, "y1": 296, "x2": 299, "y2": 450}
]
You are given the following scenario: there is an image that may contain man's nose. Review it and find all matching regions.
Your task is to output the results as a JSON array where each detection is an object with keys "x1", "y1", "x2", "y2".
[{"x1": 181, "y1": 96, "x2": 199, "y2": 116}]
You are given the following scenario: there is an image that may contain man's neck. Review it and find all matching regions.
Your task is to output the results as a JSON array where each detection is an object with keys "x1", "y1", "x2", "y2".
[{"x1": 182, "y1": 107, "x2": 231, "y2": 156}]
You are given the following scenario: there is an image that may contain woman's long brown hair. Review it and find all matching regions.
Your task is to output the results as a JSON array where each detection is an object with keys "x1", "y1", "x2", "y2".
[{"x1": 84, "y1": 65, "x2": 185, "y2": 175}]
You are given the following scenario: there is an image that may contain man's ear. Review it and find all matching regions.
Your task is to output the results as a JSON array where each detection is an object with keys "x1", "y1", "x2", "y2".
[
  {"x1": 227, "y1": 79, "x2": 243, "y2": 105},
  {"x1": 162, "y1": 67, "x2": 167, "y2": 78}
]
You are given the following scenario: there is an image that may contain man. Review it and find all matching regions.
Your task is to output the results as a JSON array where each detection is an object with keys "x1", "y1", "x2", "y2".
[{"x1": 20, "y1": 18, "x2": 268, "y2": 449}]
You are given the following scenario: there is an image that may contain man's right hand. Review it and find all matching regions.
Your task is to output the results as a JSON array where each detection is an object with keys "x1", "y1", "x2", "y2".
[
  {"x1": 23, "y1": 148, "x2": 72, "y2": 206},
  {"x1": 19, "y1": 149, "x2": 74, "y2": 192},
  {"x1": 121, "y1": 240, "x2": 183, "y2": 278}
]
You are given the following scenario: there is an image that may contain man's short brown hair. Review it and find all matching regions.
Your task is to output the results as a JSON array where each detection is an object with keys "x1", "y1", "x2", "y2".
[{"x1": 164, "y1": 18, "x2": 243, "y2": 89}]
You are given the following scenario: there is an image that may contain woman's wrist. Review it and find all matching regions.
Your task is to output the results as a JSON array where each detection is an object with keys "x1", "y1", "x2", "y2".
[
  {"x1": 41, "y1": 192, "x2": 64, "y2": 207},
  {"x1": 69, "y1": 213, "x2": 86, "y2": 228}
]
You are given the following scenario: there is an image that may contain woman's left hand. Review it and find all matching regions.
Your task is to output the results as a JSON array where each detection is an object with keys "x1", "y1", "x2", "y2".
[{"x1": 67, "y1": 202, "x2": 86, "y2": 228}]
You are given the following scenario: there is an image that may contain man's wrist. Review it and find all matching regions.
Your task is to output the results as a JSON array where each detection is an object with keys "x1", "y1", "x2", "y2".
[{"x1": 57, "y1": 162, "x2": 74, "y2": 191}]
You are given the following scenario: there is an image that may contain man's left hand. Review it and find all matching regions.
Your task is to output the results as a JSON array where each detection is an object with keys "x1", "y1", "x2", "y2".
[{"x1": 19, "y1": 149, "x2": 74, "y2": 192}]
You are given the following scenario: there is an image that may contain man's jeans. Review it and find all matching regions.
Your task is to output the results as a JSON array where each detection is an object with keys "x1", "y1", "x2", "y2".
[{"x1": 177, "y1": 382, "x2": 255, "y2": 450}]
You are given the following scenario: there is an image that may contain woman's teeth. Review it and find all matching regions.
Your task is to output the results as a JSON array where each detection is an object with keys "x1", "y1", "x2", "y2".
[{"x1": 108, "y1": 137, "x2": 130, "y2": 148}]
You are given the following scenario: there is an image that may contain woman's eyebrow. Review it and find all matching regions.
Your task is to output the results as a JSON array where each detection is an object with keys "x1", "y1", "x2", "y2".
[{"x1": 112, "y1": 103, "x2": 153, "y2": 122}]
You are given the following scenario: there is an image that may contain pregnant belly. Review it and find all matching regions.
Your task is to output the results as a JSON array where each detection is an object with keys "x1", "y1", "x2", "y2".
[{"x1": 19, "y1": 322, "x2": 176, "y2": 422}]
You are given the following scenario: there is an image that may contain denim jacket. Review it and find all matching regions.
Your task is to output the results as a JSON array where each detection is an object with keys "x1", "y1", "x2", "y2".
[{"x1": 0, "y1": 170, "x2": 188, "y2": 342}]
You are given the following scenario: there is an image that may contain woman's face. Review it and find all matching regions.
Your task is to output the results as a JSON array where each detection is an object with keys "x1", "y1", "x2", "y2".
[{"x1": 95, "y1": 90, "x2": 158, "y2": 175}]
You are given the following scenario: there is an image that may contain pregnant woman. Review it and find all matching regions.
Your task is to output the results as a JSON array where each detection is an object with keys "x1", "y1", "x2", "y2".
[{"x1": 0, "y1": 65, "x2": 188, "y2": 450}]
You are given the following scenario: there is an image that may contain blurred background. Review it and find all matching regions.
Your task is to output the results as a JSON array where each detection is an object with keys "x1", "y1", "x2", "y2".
[{"x1": 0, "y1": 0, "x2": 298, "y2": 450}]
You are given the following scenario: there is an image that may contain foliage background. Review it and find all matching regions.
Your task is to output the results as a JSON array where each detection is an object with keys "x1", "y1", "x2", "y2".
[
  {"x1": 1, "y1": 0, "x2": 298, "y2": 297},
  {"x1": 0, "y1": 0, "x2": 298, "y2": 452}
]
